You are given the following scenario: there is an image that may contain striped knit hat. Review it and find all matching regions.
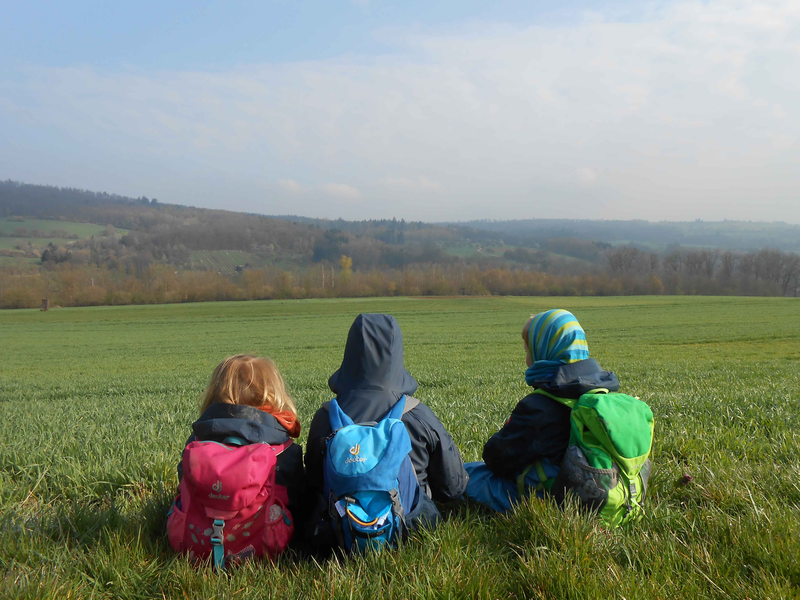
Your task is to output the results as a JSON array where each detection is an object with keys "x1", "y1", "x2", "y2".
[{"x1": 524, "y1": 309, "x2": 589, "y2": 385}]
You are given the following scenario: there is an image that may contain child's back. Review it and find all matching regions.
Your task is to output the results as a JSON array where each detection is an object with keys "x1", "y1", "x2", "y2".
[
  {"x1": 465, "y1": 309, "x2": 619, "y2": 513},
  {"x1": 168, "y1": 355, "x2": 304, "y2": 568},
  {"x1": 305, "y1": 314, "x2": 467, "y2": 550}
]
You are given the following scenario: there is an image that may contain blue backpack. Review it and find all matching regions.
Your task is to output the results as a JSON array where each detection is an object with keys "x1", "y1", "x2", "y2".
[{"x1": 323, "y1": 395, "x2": 421, "y2": 552}]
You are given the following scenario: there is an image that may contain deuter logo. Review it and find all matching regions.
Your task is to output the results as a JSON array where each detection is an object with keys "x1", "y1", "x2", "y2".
[
  {"x1": 208, "y1": 480, "x2": 229, "y2": 500},
  {"x1": 345, "y1": 443, "x2": 367, "y2": 464}
]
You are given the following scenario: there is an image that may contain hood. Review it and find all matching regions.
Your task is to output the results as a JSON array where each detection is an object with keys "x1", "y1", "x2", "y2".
[
  {"x1": 525, "y1": 309, "x2": 590, "y2": 386},
  {"x1": 529, "y1": 358, "x2": 620, "y2": 399},
  {"x1": 192, "y1": 402, "x2": 291, "y2": 446},
  {"x1": 328, "y1": 313, "x2": 418, "y2": 422}
]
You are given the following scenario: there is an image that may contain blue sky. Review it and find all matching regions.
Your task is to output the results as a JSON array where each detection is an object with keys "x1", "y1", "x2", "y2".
[
  {"x1": 1, "y1": 1, "x2": 607, "y2": 68},
  {"x1": 1, "y1": 0, "x2": 798, "y2": 222}
]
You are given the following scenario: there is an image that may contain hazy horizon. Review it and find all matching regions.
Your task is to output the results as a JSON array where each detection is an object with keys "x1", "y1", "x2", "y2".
[
  {"x1": 5, "y1": 177, "x2": 800, "y2": 227},
  {"x1": 2, "y1": 0, "x2": 798, "y2": 223}
]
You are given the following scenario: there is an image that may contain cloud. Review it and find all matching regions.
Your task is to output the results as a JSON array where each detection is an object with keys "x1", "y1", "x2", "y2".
[
  {"x1": 577, "y1": 168, "x2": 598, "y2": 185},
  {"x1": 319, "y1": 182, "x2": 361, "y2": 199},
  {"x1": 1, "y1": 0, "x2": 799, "y2": 221},
  {"x1": 384, "y1": 176, "x2": 443, "y2": 191},
  {"x1": 277, "y1": 178, "x2": 303, "y2": 193}
]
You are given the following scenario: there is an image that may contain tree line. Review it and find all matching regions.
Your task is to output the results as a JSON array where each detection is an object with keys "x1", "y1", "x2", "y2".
[
  {"x1": 1, "y1": 244, "x2": 796, "y2": 309},
  {"x1": 1, "y1": 179, "x2": 798, "y2": 309}
]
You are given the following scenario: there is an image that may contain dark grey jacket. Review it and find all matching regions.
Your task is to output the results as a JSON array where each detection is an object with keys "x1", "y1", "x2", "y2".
[
  {"x1": 305, "y1": 313, "x2": 467, "y2": 503},
  {"x1": 482, "y1": 358, "x2": 619, "y2": 479}
]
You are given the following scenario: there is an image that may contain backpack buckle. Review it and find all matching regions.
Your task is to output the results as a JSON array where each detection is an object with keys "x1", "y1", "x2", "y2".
[
  {"x1": 211, "y1": 519, "x2": 225, "y2": 544},
  {"x1": 210, "y1": 518, "x2": 226, "y2": 571}
]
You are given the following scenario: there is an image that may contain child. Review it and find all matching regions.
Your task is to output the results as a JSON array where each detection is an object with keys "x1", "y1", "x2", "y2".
[
  {"x1": 305, "y1": 313, "x2": 468, "y2": 548},
  {"x1": 464, "y1": 309, "x2": 619, "y2": 513},
  {"x1": 168, "y1": 355, "x2": 305, "y2": 565}
]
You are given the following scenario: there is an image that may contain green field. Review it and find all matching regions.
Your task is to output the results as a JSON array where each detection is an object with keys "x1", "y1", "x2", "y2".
[
  {"x1": 0, "y1": 218, "x2": 127, "y2": 255},
  {"x1": 2, "y1": 296, "x2": 799, "y2": 599},
  {"x1": 0, "y1": 218, "x2": 111, "y2": 237}
]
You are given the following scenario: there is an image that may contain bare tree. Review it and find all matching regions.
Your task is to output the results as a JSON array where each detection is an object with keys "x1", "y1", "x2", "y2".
[
  {"x1": 738, "y1": 253, "x2": 756, "y2": 279},
  {"x1": 758, "y1": 248, "x2": 785, "y2": 284},
  {"x1": 699, "y1": 249, "x2": 719, "y2": 279},
  {"x1": 647, "y1": 252, "x2": 660, "y2": 273},
  {"x1": 663, "y1": 250, "x2": 684, "y2": 274},
  {"x1": 779, "y1": 253, "x2": 800, "y2": 296},
  {"x1": 606, "y1": 247, "x2": 644, "y2": 276},
  {"x1": 720, "y1": 251, "x2": 737, "y2": 280},
  {"x1": 684, "y1": 251, "x2": 704, "y2": 276}
]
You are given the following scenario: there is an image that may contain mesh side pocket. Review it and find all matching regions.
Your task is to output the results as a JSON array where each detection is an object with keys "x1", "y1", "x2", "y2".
[
  {"x1": 263, "y1": 499, "x2": 293, "y2": 559},
  {"x1": 166, "y1": 496, "x2": 187, "y2": 552},
  {"x1": 553, "y1": 445, "x2": 619, "y2": 513},
  {"x1": 638, "y1": 458, "x2": 652, "y2": 501}
]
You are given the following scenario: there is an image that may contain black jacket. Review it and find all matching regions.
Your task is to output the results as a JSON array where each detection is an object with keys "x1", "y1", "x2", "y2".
[
  {"x1": 482, "y1": 358, "x2": 619, "y2": 479},
  {"x1": 305, "y1": 314, "x2": 467, "y2": 503},
  {"x1": 177, "y1": 403, "x2": 306, "y2": 518}
]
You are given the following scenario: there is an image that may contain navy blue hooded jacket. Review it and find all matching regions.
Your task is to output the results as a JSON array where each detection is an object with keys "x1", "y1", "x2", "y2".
[
  {"x1": 177, "y1": 402, "x2": 306, "y2": 519},
  {"x1": 482, "y1": 358, "x2": 620, "y2": 479},
  {"x1": 305, "y1": 313, "x2": 467, "y2": 503}
]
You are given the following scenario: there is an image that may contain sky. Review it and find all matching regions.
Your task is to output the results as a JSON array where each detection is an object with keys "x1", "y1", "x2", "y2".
[{"x1": 1, "y1": 0, "x2": 798, "y2": 223}]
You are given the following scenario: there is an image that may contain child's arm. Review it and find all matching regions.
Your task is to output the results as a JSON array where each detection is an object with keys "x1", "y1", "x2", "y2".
[
  {"x1": 303, "y1": 408, "x2": 332, "y2": 497},
  {"x1": 404, "y1": 404, "x2": 468, "y2": 503},
  {"x1": 482, "y1": 393, "x2": 571, "y2": 479},
  {"x1": 482, "y1": 406, "x2": 534, "y2": 479},
  {"x1": 175, "y1": 434, "x2": 195, "y2": 484},
  {"x1": 275, "y1": 444, "x2": 305, "y2": 516}
]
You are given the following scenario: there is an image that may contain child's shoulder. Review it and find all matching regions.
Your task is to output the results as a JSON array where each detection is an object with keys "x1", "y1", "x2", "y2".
[{"x1": 513, "y1": 389, "x2": 573, "y2": 413}]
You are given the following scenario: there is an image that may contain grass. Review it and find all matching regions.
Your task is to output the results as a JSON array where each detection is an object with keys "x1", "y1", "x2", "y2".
[
  {"x1": 0, "y1": 219, "x2": 111, "y2": 237},
  {"x1": 1, "y1": 296, "x2": 799, "y2": 599},
  {"x1": 0, "y1": 218, "x2": 128, "y2": 252}
]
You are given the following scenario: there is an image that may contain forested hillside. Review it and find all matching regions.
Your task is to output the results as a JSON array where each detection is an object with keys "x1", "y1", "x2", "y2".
[
  {"x1": 445, "y1": 218, "x2": 800, "y2": 253},
  {"x1": 1, "y1": 179, "x2": 798, "y2": 308}
]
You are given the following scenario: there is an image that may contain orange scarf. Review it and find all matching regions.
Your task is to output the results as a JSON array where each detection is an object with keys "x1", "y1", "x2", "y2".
[{"x1": 258, "y1": 406, "x2": 301, "y2": 438}]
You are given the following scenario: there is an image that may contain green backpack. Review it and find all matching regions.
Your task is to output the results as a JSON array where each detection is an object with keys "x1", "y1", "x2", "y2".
[{"x1": 544, "y1": 389, "x2": 654, "y2": 527}]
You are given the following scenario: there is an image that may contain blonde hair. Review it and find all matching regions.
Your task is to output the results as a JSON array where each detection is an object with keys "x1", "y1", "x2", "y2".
[{"x1": 200, "y1": 354, "x2": 297, "y2": 416}]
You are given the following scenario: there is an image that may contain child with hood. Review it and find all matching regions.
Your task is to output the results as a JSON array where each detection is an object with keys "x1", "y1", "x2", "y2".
[
  {"x1": 465, "y1": 309, "x2": 619, "y2": 513},
  {"x1": 175, "y1": 355, "x2": 306, "y2": 533},
  {"x1": 305, "y1": 313, "x2": 468, "y2": 545}
]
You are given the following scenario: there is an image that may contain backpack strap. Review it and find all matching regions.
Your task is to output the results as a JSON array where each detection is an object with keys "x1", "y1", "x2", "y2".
[
  {"x1": 322, "y1": 395, "x2": 421, "y2": 422},
  {"x1": 388, "y1": 488, "x2": 407, "y2": 537},
  {"x1": 385, "y1": 395, "x2": 407, "y2": 420},
  {"x1": 210, "y1": 518, "x2": 226, "y2": 571},
  {"x1": 532, "y1": 388, "x2": 576, "y2": 409},
  {"x1": 272, "y1": 439, "x2": 293, "y2": 455},
  {"x1": 328, "y1": 491, "x2": 350, "y2": 550},
  {"x1": 403, "y1": 396, "x2": 420, "y2": 413},
  {"x1": 517, "y1": 461, "x2": 549, "y2": 498}
]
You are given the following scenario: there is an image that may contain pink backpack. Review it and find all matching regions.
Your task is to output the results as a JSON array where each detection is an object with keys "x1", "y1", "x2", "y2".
[{"x1": 167, "y1": 439, "x2": 294, "y2": 570}]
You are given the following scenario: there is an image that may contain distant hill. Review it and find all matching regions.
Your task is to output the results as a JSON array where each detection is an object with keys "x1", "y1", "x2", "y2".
[
  {"x1": 2, "y1": 179, "x2": 798, "y2": 307},
  {"x1": 437, "y1": 218, "x2": 800, "y2": 253},
  {"x1": 2, "y1": 179, "x2": 798, "y2": 275}
]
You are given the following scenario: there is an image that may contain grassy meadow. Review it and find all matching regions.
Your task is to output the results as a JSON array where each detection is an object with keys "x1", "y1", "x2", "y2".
[
  {"x1": 1, "y1": 296, "x2": 799, "y2": 599},
  {"x1": 0, "y1": 218, "x2": 127, "y2": 264}
]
